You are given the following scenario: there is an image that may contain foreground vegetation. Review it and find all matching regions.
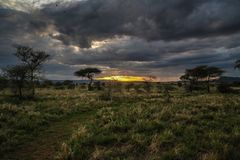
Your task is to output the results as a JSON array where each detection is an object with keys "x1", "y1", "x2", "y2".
[
  {"x1": 56, "y1": 87, "x2": 240, "y2": 160},
  {"x1": 1, "y1": 83, "x2": 240, "y2": 160},
  {"x1": 0, "y1": 87, "x2": 102, "y2": 159}
]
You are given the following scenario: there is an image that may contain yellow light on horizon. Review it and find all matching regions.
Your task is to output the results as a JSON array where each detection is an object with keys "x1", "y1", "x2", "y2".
[{"x1": 96, "y1": 76, "x2": 146, "y2": 82}]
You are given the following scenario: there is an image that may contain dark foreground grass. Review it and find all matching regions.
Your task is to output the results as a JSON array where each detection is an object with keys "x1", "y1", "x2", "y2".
[
  {"x1": 3, "y1": 110, "x2": 97, "y2": 160},
  {"x1": 1, "y1": 86, "x2": 240, "y2": 160},
  {"x1": 0, "y1": 88, "x2": 103, "y2": 158},
  {"x1": 56, "y1": 92, "x2": 240, "y2": 160}
]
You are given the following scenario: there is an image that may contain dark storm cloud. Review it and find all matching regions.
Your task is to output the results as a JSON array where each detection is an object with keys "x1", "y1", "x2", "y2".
[
  {"x1": 59, "y1": 34, "x2": 240, "y2": 78},
  {"x1": 0, "y1": 5, "x2": 58, "y2": 71},
  {"x1": 1, "y1": 0, "x2": 240, "y2": 79},
  {"x1": 62, "y1": 35, "x2": 240, "y2": 65},
  {"x1": 43, "y1": 0, "x2": 240, "y2": 48},
  {"x1": 0, "y1": 8, "x2": 50, "y2": 36}
]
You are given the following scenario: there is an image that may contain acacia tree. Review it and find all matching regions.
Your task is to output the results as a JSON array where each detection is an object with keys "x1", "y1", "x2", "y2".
[
  {"x1": 180, "y1": 74, "x2": 189, "y2": 84},
  {"x1": 187, "y1": 66, "x2": 208, "y2": 81},
  {"x1": 3, "y1": 65, "x2": 30, "y2": 98},
  {"x1": 14, "y1": 45, "x2": 50, "y2": 97},
  {"x1": 180, "y1": 73, "x2": 192, "y2": 91},
  {"x1": 205, "y1": 67, "x2": 224, "y2": 93},
  {"x1": 74, "y1": 68, "x2": 101, "y2": 90},
  {"x1": 180, "y1": 65, "x2": 224, "y2": 93},
  {"x1": 180, "y1": 66, "x2": 208, "y2": 92}
]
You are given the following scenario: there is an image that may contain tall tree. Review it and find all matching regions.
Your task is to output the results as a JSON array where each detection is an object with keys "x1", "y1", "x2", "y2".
[
  {"x1": 186, "y1": 65, "x2": 208, "y2": 81},
  {"x1": 3, "y1": 65, "x2": 30, "y2": 98},
  {"x1": 205, "y1": 67, "x2": 224, "y2": 93},
  {"x1": 14, "y1": 45, "x2": 50, "y2": 97},
  {"x1": 180, "y1": 66, "x2": 208, "y2": 92},
  {"x1": 180, "y1": 74, "x2": 190, "y2": 89},
  {"x1": 74, "y1": 68, "x2": 101, "y2": 90},
  {"x1": 180, "y1": 65, "x2": 224, "y2": 93}
]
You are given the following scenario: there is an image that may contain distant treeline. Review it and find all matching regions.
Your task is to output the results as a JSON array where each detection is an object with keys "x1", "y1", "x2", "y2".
[{"x1": 1, "y1": 45, "x2": 240, "y2": 99}]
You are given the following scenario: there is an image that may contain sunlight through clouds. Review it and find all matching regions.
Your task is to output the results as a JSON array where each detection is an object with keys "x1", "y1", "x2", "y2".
[{"x1": 1, "y1": 0, "x2": 240, "y2": 80}]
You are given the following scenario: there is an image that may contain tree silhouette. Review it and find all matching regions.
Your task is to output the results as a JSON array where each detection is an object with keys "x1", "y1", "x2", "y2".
[
  {"x1": 3, "y1": 65, "x2": 30, "y2": 98},
  {"x1": 205, "y1": 67, "x2": 224, "y2": 93},
  {"x1": 187, "y1": 65, "x2": 208, "y2": 81},
  {"x1": 74, "y1": 68, "x2": 101, "y2": 90},
  {"x1": 180, "y1": 74, "x2": 191, "y2": 90},
  {"x1": 180, "y1": 65, "x2": 224, "y2": 93},
  {"x1": 180, "y1": 74, "x2": 190, "y2": 83},
  {"x1": 180, "y1": 66, "x2": 208, "y2": 92},
  {"x1": 14, "y1": 45, "x2": 50, "y2": 97}
]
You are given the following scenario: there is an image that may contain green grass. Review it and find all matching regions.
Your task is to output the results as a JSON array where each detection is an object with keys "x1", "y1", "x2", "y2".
[
  {"x1": 0, "y1": 88, "x2": 103, "y2": 159},
  {"x1": 57, "y1": 87, "x2": 240, "y2": 160},
  {"x1": 3, "y1": 110, "x2": 97, "y2": 160},
  {"x1": 1, "y1": 85, "x2": 240, "y2": 160}
]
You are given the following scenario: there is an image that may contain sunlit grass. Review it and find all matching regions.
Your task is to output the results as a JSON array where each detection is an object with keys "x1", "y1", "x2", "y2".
[
  {"x1": 0, "y1": 84, "x2": 240, "y2": 159},
  {"x1": 55, "y1": 86, "x2": 240, "y2": 160}
]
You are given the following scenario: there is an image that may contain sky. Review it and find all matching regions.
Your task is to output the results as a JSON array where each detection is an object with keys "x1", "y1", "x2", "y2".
[{"x1": 0, "y1": 0, "x2": 240, "y2": 81}]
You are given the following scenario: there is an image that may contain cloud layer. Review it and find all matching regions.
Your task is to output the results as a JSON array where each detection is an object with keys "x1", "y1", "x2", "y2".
[{"x1": 1, "y1": 0, "x2": 240, "y2": 80}]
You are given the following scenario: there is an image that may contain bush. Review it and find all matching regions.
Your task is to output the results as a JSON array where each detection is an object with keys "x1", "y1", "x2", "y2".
[
  {"x1": 94, "y1": 81, "x2": 103, "y2": 90},
  {"x1": 54, "y1": 86, "x2": 66, "y2": 90},
  {"x1": 99, "y1": 89, "x2": 112, "y2": 101},
  {"x1": 217, "y1": 83, "x2": 234, "y2": 93},
  {"x1": 38, "y1": 80, "x2": 53, "y2": 88},
  {"x1": 183, "y1": 83, "x2": 205, "y2": 92},
  {"x1": 177, "y1": 81, "x2": 182, "y2": 87},
  {"x1": 0, "y1": 77, "x2": 8, "y2": 90},
  {"x1": 66, "y1": 84, "x2": 75, "y2": 89}
]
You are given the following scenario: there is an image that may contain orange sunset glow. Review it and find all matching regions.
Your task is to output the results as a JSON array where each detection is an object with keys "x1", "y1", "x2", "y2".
[{"x1": 96, "y1": 76, "x2": 148, "y2": 82}]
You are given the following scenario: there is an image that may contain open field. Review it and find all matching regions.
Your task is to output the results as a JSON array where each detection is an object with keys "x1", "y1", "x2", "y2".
[
  {"x1": 0, "y1": 84, "x2": 240, "y2": 160},
  {"x1": 2, "y1": 0, "x2": 240, "y2": 159}
]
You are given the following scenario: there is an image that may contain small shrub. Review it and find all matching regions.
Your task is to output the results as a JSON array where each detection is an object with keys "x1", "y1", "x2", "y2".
[
  {"x1": 55, "y1": 86, "x2": 65, "y2": 90},
  {"x1": 94, "y1": 81, "x2": 102, "y2": 90},
  {"x1": 66, "y1": 84, "x2": 75, "y2": 89},
  {"x1": 217, "y1": 83, "x2": 234, "y2": 93},
  {"x1": 99, "y1": 89, "x2": 112, "y2": 101},
  {"x1": 177, "y1": 81, "x2": 182, "y2": 87},
  {"x1": 0, "y1": 77, "x2": 8, "y2": 91}
]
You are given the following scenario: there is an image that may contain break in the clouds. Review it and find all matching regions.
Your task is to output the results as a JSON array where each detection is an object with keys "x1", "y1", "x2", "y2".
[{"x1": 0, "y1": 0, "x2": 240, "y2": 80}]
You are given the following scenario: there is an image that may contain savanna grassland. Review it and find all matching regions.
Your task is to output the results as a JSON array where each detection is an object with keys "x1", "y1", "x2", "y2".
[{"x1": 0, "y1": 83, "x2": 240, "y2": 160}]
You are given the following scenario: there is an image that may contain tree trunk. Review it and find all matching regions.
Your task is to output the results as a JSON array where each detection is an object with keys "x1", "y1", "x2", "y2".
[
  {"x1": 18, "y1": 85, "x2": 22, "y2": 98},
  {"x1": 189, "y1": 81, "x2": 193, "y2": 93},
  {"x1": 207, "y1": 76, "x2": 210, "y2": 93},
  {"x1": 30, "y1": 70, "x2": 35, "y2": 97},
  {"x1": 88, "y1": 78, "x2": 93, "y2": 91}
]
